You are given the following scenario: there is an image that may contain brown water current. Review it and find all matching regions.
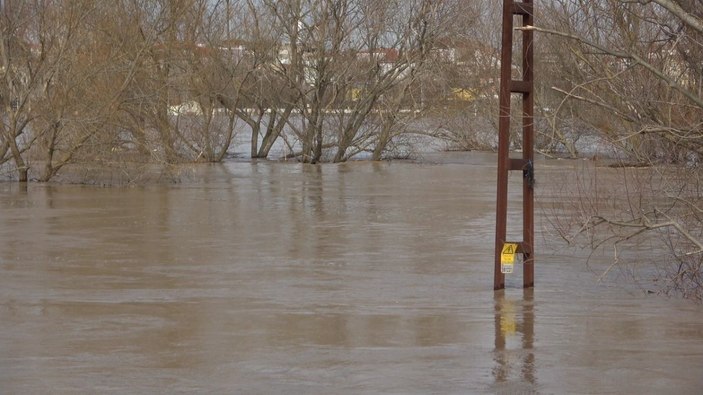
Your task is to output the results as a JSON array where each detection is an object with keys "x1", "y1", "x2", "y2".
[{"x1": 1, "y1": 152, "x2": 702, "y2": 394}]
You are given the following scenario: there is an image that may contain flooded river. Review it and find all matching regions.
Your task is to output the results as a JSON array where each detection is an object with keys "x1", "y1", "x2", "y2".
[{"x1": 1, "y1": 152, "x2": 702, "y2": 393}]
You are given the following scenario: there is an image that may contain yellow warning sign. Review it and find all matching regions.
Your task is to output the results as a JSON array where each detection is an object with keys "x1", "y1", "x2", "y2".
[
  {"x1": 501, "y1": 243, "x2": 518, "y2": 264},
  {"x1": 500, "y1": 243, "x2": 518, "y2": 274}
]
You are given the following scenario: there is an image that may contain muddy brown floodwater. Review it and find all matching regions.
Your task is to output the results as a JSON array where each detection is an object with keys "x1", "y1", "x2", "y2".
[{"x1": 1, "y1": 152, "x2": 702, "y2": 394}]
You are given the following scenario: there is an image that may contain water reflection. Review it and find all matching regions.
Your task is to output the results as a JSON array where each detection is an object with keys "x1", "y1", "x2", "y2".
[{"x1": 493, "y1": 289, "x2": 535, "y2": 386}]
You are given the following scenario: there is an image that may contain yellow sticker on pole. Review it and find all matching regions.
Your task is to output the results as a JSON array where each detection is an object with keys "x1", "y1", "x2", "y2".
[
  {"x1": 501, "y1": 243, "x2": 517, "y2": 264},
  {"x1": 501, "y1": 243, "x2": 518, "y2": 274}
]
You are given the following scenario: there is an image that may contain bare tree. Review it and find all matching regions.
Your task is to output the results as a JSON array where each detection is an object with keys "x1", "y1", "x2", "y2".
[
  {"x1": 0, "y1": 1, "x2": 44, "y2": 181},
  {"x1": 248, "y1": 0, "x2": 464, "y2": 163},
  {"x1": 0, "y1": 1, "x2": 130, "y2": 182},
  {"x1": 405, "y1": 0, "x2": 504, "y2": 154},
  {"x1": 221, "y1": 0, "x2": 300, "y2": 160},
  {"x1": 168, "y1": 0, "x2": 246, "y2": 162},
  {"x1": 29, "y1": 1, "x2": 140, "y2": 181},
  {"x1": 537, "y1": 0, "x2": 702, "y2": 159}
]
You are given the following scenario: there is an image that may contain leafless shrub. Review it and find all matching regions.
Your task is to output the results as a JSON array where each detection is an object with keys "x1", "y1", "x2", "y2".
[{"x1": 542, "y1": 159, "x2": 703, "y2": 301}]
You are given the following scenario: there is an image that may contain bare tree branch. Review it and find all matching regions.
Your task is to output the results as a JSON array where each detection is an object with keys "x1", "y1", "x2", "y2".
[{"x1": 650, "y1": 0, "x2": 703, "y2": 34}]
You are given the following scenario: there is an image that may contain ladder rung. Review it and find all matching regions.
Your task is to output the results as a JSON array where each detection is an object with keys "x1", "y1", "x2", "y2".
[
  {"x1": 510, "y1": 80, "x2": 532, "y2": 93},
  {"x1": 509, "y1": 158, "x2": 528, "y2": 171}
]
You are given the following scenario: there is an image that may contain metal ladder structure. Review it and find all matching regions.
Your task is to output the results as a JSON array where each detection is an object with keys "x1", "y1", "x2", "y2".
[{"x1": 494, "y1": 0, "x2": 534, "y2": 290}]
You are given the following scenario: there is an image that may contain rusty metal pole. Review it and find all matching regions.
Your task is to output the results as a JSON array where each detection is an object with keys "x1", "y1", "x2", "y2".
[
  {"x1": 494, "y1": 0, "x2": 513, "y2": 290},
  {"x1": 494, "y1": 0, "x2": 534, "y2": 290},
  {"x1": 521, "y1": 1, "x2": 535, "y2": 288}
]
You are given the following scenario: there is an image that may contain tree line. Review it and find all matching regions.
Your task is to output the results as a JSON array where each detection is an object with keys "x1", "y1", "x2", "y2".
[
  {"x1": 0, "y1": 0, "x2": 494, "y2": 182},
  {"x1": 0, "y1": 0, "x2": 701, "y2": 179}
]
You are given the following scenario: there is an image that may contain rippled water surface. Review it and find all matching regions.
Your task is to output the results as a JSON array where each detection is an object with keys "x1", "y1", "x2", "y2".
[{"x1": 1, "y1": 152, "x2": 702, "y2": 394}]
